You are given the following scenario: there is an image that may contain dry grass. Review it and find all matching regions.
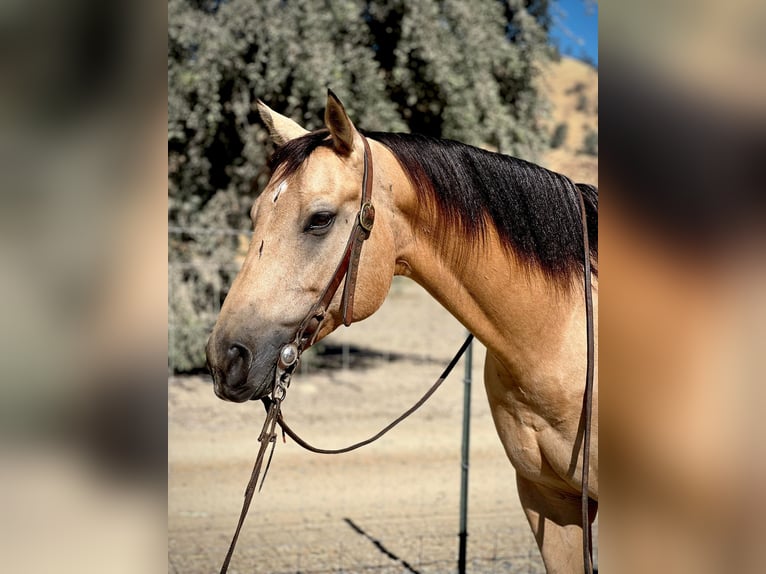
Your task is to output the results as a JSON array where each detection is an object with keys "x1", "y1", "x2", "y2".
[{"x1": 538, "y1": 57, "x2": 598, "y2": 185}]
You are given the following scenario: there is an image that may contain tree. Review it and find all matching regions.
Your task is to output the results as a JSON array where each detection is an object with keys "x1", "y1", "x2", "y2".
[
  {"x1": 168, "y1": 0, "x2": 555, "y2": 372},
  {"x1": 580, "y1": 129, "x2": 598, "y2": 156},
  {"x1": 550, "y1": 122, "x2": 568, "y2": 149}
]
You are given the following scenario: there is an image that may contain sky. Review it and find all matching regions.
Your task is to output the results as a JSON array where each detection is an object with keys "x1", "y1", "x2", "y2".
[{"x1": 550, "y1": 0, "x2": 599, "y2": 66}]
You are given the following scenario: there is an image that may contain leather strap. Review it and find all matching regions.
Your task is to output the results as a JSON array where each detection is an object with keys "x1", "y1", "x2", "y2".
[
  {"x1": 277, "y1": 334, "x2": 474, "y2": 454},
  {"x1": 219, "y1": 399, "x2": 281, "y2": 574},
  {"x1": 219, "y1": 335, "x2": 473, "y2": 574},
  {"x1": 292, "y1": 135, "x2": 375, "y2": 347},
  {"x1": 342, "y1": 136, "x2": 375, "y2": 326},
  {"x1": 577, "y1": 188, "x2": 595, "y2": 574}
]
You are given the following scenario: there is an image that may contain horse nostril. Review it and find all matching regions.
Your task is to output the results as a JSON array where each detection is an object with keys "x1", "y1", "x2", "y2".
[
  {"x1": 227, "y1": 342, "x2": 251, "y2": 362},
  {"x1": 224, "y1": 342, "x2": 252, "y2": 388}
]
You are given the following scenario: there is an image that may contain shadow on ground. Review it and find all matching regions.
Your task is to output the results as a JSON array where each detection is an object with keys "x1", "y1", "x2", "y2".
[
  {"x1": 343, "y1": 517, "x2": 422, "y2": 574},
  {"x1": 307, "y1": 343, "x2": 448, "y2": 371}
]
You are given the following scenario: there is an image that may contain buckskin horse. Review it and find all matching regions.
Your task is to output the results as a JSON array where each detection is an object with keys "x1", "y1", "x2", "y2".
[{"x1": 206, "y1": 91, "x2": 598, "y2": 573}]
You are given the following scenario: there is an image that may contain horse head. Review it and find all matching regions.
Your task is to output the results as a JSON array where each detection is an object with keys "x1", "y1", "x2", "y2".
[{"x1": 206, "y1": 91, "x2": 397, "y2": 402}]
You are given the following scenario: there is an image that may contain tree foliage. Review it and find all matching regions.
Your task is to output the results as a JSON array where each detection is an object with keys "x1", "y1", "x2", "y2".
[
  {"x1": 550, "y1": 122, "x2": 568, "y2": 149},
  {"x1": 168, "y1": 0, "x2": 555, "y2": 372},
  {"x1": 580, "y1": 128, "x2": 598, "y2": 156}
]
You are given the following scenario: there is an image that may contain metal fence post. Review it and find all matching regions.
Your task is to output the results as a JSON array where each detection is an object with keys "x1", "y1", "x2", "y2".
[{"x1": 458, "y1": 332, "x2": 473, "y2": 574}]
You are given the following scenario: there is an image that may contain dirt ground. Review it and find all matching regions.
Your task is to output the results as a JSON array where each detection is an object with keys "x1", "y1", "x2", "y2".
[{"x1": 169, "y1": 278, "x2": 597, "y2": 573}]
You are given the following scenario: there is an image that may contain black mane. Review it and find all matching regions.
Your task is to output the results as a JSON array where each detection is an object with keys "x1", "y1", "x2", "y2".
[{"x1": 269, "y1": 129, "x2": 598, "y2": 283}]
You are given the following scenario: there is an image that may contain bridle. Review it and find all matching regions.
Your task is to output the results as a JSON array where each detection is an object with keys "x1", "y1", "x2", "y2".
[
  {"x1": 286, "y1": 135, "x2": 377, "y2": 353},
  {"x1": 218, "y1": 133, "x2": 390, "y2": 574},
  {"x1": 218, "y1": 133, "x2": 595, "y2": 574}
]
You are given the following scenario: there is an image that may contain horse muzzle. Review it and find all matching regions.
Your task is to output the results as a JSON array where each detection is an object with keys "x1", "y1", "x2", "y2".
[{"x1": 205, "y1": 336, "x2": 276, "y2": 403}]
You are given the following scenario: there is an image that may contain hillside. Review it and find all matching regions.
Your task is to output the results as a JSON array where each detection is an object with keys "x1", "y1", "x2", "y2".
[{"x1": 539, "y1": 56, "x2": 598, "y2": 185}]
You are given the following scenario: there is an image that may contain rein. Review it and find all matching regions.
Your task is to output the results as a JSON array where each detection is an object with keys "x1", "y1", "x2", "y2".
[
  {"x1": 578, "y1": 190, "x2": 595, "y2": 574},
  {"x1": 218, "y1": 134, "x2": 595, "y2": 574}
]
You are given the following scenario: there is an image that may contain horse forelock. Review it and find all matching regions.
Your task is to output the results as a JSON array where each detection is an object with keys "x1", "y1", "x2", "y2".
[{"x1": 268, "y1": 129, "x2": 334, "y2": 182}]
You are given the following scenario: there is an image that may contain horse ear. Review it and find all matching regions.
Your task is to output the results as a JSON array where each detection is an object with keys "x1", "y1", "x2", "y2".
[
  {"x1": 324, "y1": 89, "x2": 359, "y2": 155},
  {"x1": 256, "y1": 100, "x2": 309, "y2": 145}
]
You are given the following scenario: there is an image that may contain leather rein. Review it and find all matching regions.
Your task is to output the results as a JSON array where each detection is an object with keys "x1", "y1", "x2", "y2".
[{"x1": 219, "y1": 133, "x2": 595, "y2": 574}]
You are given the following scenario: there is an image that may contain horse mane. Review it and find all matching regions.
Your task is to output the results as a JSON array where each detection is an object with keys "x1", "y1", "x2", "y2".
[{"x1": 269, "y1": 129, "x2": 598, "y2": 285}]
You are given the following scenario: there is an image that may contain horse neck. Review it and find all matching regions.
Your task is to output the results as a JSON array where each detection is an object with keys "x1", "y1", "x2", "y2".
[{"x1": 385, "y1": 156, "x2": 585, "y2": 381}]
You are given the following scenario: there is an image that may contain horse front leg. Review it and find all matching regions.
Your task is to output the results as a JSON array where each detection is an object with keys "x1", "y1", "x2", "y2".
[{"x1": 516, "y1": 474, "x2": 597, "y2": 573}]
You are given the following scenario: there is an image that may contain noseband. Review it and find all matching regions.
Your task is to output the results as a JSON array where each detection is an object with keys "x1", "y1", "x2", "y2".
[{"x1": 219, "y1": 134, "x2": 596, "y2": 574}]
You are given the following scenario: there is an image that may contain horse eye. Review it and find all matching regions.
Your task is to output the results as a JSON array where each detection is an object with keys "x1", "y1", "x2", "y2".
[{"x1": 305, "y1": 211, "x2": 336, "y2": 234}]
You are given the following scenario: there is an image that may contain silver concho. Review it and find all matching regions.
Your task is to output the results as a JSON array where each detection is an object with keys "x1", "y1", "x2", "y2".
[{"x1": 278, "y1": 343, "x2": 299, "y2": 368}]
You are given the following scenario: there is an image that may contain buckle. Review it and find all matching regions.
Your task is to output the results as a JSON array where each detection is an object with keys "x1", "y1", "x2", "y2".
[{"x1": 359, "y1": 202, "x2": 375, "y2": 233}]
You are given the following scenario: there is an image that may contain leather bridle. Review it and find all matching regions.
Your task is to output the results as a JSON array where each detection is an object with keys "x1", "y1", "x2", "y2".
[
  {"x1": 218, "y1": 133, "x2": 386, "y2": 574},
  {"x1": 288, "y1": 135, "x2": 377, "y2": 352},
  {"x1": 218, "y1": 133, "x2": 595, "y2": 574}
]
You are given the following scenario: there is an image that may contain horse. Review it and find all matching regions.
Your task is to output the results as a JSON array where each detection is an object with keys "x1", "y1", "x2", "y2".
[{"x1": 206, "y1": 90, "x2": 598, "y2": 573}]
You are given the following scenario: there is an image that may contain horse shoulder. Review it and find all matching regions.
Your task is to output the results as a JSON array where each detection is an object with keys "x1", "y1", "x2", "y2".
[{"x1": 483, "y1": 350, "x2": 596, "y2": 496}]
